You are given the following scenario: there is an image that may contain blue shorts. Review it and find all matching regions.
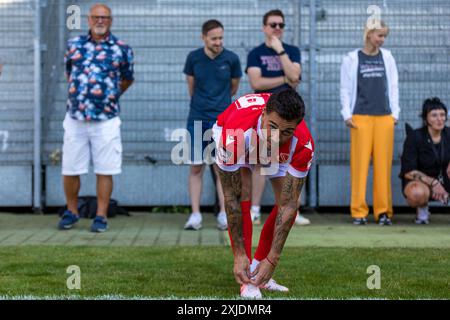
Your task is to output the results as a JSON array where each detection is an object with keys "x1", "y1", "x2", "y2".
[{"x1": 186, "y1": 119, "x2": 216, "y2": 165}]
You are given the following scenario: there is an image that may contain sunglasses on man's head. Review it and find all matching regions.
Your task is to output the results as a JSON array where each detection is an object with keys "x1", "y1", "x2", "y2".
[{"x1": 268, "y1": 22, "x2": 285, "y2": 29}]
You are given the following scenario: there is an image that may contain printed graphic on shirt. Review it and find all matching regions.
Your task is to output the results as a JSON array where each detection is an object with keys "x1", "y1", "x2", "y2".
[
  {"x1": 359, "y1": 59, "x2": 385, "y2": 78},
  {"x1": 64, "y1": 32, "x2": 134, "y2": 121},
  {"x1": 260, "y1": 56, "x2": 282, "y2": 71}
]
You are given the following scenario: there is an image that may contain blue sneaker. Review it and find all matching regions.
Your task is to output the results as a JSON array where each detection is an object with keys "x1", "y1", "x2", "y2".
[
  {"x1": 91, "y1": 216, "x2": 108, "y2": 233},
  {"x1": 58, "y1": 210, "x2": 79, "y2": 230}
]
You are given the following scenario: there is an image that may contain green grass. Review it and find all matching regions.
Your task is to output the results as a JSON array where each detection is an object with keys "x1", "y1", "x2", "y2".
[{"x1": 0, "y1": 246, "x2": 449, "y2": 299}]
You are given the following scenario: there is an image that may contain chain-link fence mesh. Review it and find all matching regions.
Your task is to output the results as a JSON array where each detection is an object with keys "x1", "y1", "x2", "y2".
[
  {"x1": 1, "y1": 0, "x2": 449, "y2": 206},
  {"x1": 0, "y1": 0, "x2": 35, "y2": 164},
  {"x1": 314, "y1": 0, "x2": 450, "y2": 165}
]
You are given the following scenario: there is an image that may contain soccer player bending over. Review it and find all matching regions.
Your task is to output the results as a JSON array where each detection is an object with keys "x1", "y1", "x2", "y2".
[{"x1": 212, "y1": 88, "x2": 314, "y2": 298}]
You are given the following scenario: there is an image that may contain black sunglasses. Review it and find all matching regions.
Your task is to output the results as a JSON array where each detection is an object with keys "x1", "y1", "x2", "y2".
[{"x1": 268, "y1": 22, "x2": 285, "y2": 29}]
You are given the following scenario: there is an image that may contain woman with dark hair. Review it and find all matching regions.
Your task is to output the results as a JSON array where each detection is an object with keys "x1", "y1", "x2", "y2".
[{"x1": 400, "y1": 97, "x2": 450, "y2": 224}]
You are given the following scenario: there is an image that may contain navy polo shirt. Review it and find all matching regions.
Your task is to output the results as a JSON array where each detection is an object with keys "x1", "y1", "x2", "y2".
[
  {"x1": 246, "y1": 42, "x2": 301, "y2": 93},
  {"x1": 183, "y1": 48, "x2": 242, "y2": 122}
]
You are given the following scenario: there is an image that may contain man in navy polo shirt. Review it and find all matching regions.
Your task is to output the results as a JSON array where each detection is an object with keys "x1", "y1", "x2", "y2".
[
  {"x1": 246, "y1": 9, "x2": 309, "y2": 227},
  {"x1": 183, "y1": 19, "x2": 242, "y2": 231}
]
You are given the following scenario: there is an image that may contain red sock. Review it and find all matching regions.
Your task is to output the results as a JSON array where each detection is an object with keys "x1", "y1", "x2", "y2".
[
  {"x1": 254, "y1": 205, "x2": 277, "y2": 261},
  {"x1": 227, "y1": 200, "x2": 252, "y2": 261},
  {"x1": 254, "y1": 205, "x2": 297, "y2": 261}
]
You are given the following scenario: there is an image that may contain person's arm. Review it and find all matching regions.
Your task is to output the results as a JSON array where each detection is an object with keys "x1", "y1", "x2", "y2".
[
  {"x1": 186, "y1": 75, "x2": 194, "y2": 97},
  {"x1": 267, "y1": 36, "x2": 301, "y2": 83},
  {"x1": 405, "y1": 170, "x2": 449, "y2": 203},
  {"x1": 217, "y1": 168, "x2": 251, "y2": 285},
  {"x1": 120, "y1": 79, "x2": 134, "y2": 95},
  {"x1": 340, "y1": 54, "x2": 357, "y2": 128},
  {"x1": 388, "y1": 52, "x2": 400, "y2": 121},
  {"x1": 251, "y1": 173, "x2": 306, "y2": 286},
  {"x1": 231, "y1": 78, "x2": 240, "y2": 97},
  {"x1": 404, "y1": 170, "x2": 437, "y2": 186},
  {"x1": 119, "y1": 45, "x2": 135, "y2": 95},
  {"x1": 247, "y1": 67, "x2": 285, "y2": 91},
  {"x1": 278, "y1": 54, "x2": 301, "y2": 84}
]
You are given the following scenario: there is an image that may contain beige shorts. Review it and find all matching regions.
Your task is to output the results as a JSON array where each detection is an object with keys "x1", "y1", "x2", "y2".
[{"x1": 62, "y1": 113, "x2": 122, "y2": 176}]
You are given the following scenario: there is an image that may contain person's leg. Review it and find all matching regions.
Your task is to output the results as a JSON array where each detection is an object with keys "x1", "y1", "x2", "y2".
[
  {"x1": 251, "y1": 166, "x2": 266, "y2": 224},
  {"x1": 404, "y1": 181, "x2": 430, "y2": 208},
  {"x1": 189, "y1": 164, "x2": 206, "y2": 214},
  {"x1": 213, "y1": 164, "x2": 226, "y2": 214},
  {"x1": 64, "y1": 176, "x2": 80, "y2": 214},
  {"x1": 372, "y1": 115, "x2": 395, "y2": 221},
  {"x1": 404, "y1": 181, "x2": 431, "y2": 223},
  {"x1": 96, "y1": 174, "x2": 113, "y2": 217},
  {"x1": 350, "y1": 115, "x2": 374, "y2": 219},
  {"x1": 60, "y1": 114, "x2": 90, "y2": 229},
  {"x1": 90, "y1": 117, "x2": 122, "y2": 231}
]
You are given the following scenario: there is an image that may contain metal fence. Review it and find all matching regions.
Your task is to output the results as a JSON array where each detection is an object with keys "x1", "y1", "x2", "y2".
[{"x1": 0, "y1": 0, "x2": 449, "y2": 208}]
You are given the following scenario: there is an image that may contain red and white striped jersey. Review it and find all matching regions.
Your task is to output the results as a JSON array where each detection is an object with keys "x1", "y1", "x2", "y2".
[{"x1": 215, "y1": 93, "x2": 314, "y2": 178}]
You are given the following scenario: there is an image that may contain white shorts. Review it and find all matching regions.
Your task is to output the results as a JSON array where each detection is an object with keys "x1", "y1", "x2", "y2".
[
  {"x1": 62, "y1": 114, "x2": 122, "y2": 176},
  {"x1": 212, "y1": 123, "x2": 288, "y2": 180}
]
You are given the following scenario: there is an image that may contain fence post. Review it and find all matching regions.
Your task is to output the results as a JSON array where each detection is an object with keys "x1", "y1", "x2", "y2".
[
  {"x1": 308, "y1": 0, "x2": 318, "y2": 208},
  {"x1": 33, "y1": 0, "x2": 42, "y2": 213}
]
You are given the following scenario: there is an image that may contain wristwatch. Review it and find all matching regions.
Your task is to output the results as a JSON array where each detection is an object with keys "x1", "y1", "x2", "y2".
[{"x1": 277, "y1": 50, "x2": 286, "y2": 56}]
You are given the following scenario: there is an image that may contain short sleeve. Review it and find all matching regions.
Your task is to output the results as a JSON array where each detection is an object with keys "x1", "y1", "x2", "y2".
[
  {"x1": 245, "y1": 48, "x2": 261, "y2": 73},
  {"x1": 120, "y1": 45, "x2": 134, "y2": 81},
  {"x1": 288, "y1": 46, "x2": 301, "y2": 65},
  {"x1": 183, "y1": 51, "x2": 194, "y2": 76},
  {"x1": 64, "y1": 41, "x2": 72, "y2": 78},
  {"x1": 288, "y1": 139, "x2": 314, "y2": 178},
  {"x1": 230, "y1": 53, "x2": 242, "y2": 79}
]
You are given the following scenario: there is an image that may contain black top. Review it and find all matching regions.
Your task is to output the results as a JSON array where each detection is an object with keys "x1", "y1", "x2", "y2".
[{"x1": 400, "y1": 126, "x2": 450, "y2": 192}]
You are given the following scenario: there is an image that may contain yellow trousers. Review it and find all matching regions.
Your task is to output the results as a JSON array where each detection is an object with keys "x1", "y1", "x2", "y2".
[{"x1": 350, "y1": 115, "x2": 395, "y2": 220}]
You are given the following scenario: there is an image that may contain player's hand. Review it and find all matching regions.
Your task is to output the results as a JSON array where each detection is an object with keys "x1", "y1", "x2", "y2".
[
  {"x1": 431, "y1": 182, "x2": 449, "y2": 204},
  {"x1": 345, "y1": 118, "x2": 357, "y2": 129},
  {"x1": 233, "y1": 254, "x2": 251, "y2": 285},
  {"x1": 267, "y1": 36, "x2": 283, "y2": 54},
  {"x1": 250, "y1": 258, "x2": 275, "y2": 287}
]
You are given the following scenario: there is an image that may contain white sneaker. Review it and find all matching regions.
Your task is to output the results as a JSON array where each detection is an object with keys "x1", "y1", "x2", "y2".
[
  {"x1": 240, "y1": 284, "x2": 262, "y2": 299},
  {"x1": 295, "y1": 213, "x2": 311, "y2": 226},
  {"x1": 184, "y1": 212, "x2": 202, "y2": 230},
  {"x1": 250, "y1": 209, "x2": 261, "y2": 225},
  {"x1": 260, "y1": 278, "x2": 289, "y2": 292},
  {"x1": 217, "y1": 212, "x2": 228, "y2": 231}
]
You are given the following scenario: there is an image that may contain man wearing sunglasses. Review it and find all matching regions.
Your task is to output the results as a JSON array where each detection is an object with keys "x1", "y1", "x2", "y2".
[
  {"x1": 246, "y1": 9, "x2": 309, "y2": 229},
  {"x1": 58, "y1": 4, "x2": 134, "y2": 233}
]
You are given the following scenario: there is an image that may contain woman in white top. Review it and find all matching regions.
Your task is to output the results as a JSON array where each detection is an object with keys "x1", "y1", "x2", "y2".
[{"x1": 340, "y1": 20, "x2": 400, "y2": 225}]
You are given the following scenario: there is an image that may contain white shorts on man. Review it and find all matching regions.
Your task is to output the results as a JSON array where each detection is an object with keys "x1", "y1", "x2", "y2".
[{"x1": 62, "y1": 113, "x2": 122, "y2": 176}]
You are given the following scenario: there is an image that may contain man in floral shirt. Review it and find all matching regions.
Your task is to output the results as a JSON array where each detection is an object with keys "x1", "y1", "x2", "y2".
[{"x1": 58, "y1": 3, "x2": 134, "y2": 233}]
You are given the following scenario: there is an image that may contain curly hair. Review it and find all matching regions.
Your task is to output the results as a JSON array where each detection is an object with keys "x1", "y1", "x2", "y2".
[{"x1": 265, "y1": 88, "x2": 305, "y2": 123}]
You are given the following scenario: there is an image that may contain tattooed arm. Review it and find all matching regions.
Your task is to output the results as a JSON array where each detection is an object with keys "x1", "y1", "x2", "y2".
[
  {"x1": 251, "y1": 173, "x2": 306, "y2": 286},
  {"x1": 404, "y1": 170, "x2": 436, "y2": 187},
  {"x1": 405, "y1": 170, "x2": 449, "y2": 203},
  {"x1": 217, "y1": 168, "x2": 250, "y2": 285}
]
